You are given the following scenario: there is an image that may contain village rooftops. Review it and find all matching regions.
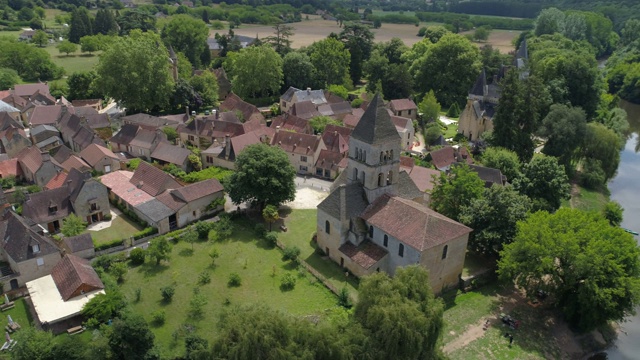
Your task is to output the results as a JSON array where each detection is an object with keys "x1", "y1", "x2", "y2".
[
  {"x1": 14, "y1": 83, "x2": 50, "y2": 98},
  {"x1": 99, "y1": 171, "x2": 154, "y2": 206}
]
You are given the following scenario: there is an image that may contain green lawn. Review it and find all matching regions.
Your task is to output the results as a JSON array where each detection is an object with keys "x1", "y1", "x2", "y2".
[
  {"x1": 2, "y1": 298, "x2": 33, "y2": 328},
  {"x1": 0, "y1": 31, "x2": 21, "y2": 40},
  {"x1": 86, "y1": 213, "x2": 144, "y2": 245},
  {"x1": 443, "y1": 121, "x2": 459, "y2": 139},
  {"x1": 43, "y1": 45, "x2": 100, "y2": 75},
  {"x1": 442, "y1": 285, "x2": 565, "y2": 360},
  {"x1": 277, "y1": 209, "x2": 360, "y2": 297},
  {"x1": 119, "y1": 213, "x2": 339, "y2": 358},
  {"x1": 568, "y1": 184, "x2": 609, "y2": 212}
]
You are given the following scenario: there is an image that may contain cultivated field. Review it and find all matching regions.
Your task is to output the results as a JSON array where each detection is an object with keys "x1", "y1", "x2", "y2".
[{"x1": 230, "y1": 17, "x2": 520, "y2": 53}]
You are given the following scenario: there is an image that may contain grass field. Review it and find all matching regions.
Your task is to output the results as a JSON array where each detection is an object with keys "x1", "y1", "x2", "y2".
[
  {"x1": 277, "y1": 209, "x2": 360, "y2": 297},
  {"x1": 566, "y1": 183, "x2": 609, "y2": 212},
  {"x1": 119, "y1": 212, "x2": 338, "y2": 358},
  {"x1": 43, "y1": 45, "x2": 100, "y2": 75},
  {"x1": 86, "y1": 214, "x2": 144, "y2": 245}
]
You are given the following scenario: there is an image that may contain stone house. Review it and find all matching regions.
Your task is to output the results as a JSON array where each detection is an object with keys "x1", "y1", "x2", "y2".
[
  {"x1": 219, "y1": 93, "x2": 265, "y2": 123},
  {"x1": 390, "y1": 115, "x2": 415, "y2": 151},
  {"x1": 388, "y1": 99, "x2": 418, "y2": 120},
  {"x1": 79, "y1": 143, "x2": 120, "y2": 174},
  {"x1": 62, "y1": 233, "x2": 95, "y2": 259},
  {"x1": 17, "y1": 147, "x2": 62, "y2": 187},
  {"x1": 0, "y1": 127, "x2": 31, "y2": 158},
  {"x1": 109, "y1": 124, "x2": 167, "y2": 160},
  {"x1": 316, "y1": 95, "x2": 472, "y2": 293},
  {"x1": 201, "y1": 130, "x2": 270, "y2": 170},
  {"x1": 13, "y1": 84, "x2": 50, "y2": 100},
  {"x1": 270, "y1": 114, "x2": 313, "y2": 134},
  {"x1": 0, "y1": 210, "x2": 62, "y2": 291},
  {"x1": 428, "y1": 146, "x2": 473, "y2": 171},
  {"x1": 150, "y1": 142, "x2": 192, "y2": 171},
  {"x1": 280, "y1": 87, "x2": 327, "y2": 113},
  {"x1": 314, "y1": 150, "x2": 345, "y2": 180},
  {"x1": 31, "y1": 124, "x2": 62, "y2": 152},
  {"x1": 271, "y1": 130, "x2": 325, "y2": 175}
]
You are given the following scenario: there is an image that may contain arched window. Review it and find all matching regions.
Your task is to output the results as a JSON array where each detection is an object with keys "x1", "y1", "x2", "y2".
[
  {"x1": 390, "y1": 149, "x2": 394, "y2": 160},
  {"x1": 387, "y1": 171, "x2": 393, "y2": 185},
  {"x1": 362, "y1": 151, "x2": 366, "y2": 162},
  {"x1": 354, "y1": 147, "x2": 359, "y2": 159},
  {"x1": 378, "y1": 173, "x2": 384, "y2": 187},
  {"x1": 368, "y1": 225, "x2": 373, "y2": 238},
  {"x1": 361, "y1": 172, "x2": 365, "y2": 184},
  {"x1": 383, "y1": 235, "x2": 388, "y2": 247},
  {"x1": 380, "y1": 152, "x2": 384, "y2": 163},
  {"x1": 442, "y1": 245, "x2": 448, "y2": 259},
  {"x1": 353, "y1": 168, "x2": 358, "y2": 181},
  {"x1": 358, "y1": 149, "x2": 362, "y2": 160},
  {"x1": 325, "y1": 220, "x2": 330, "y2": 234},
  {"x1": 398, "y1": 243, "x2": 404, "y2": 257}
]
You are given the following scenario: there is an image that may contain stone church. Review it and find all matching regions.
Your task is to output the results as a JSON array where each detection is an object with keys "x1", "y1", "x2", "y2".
[{"x1": 316, "y1": 95, "x2": 472, "y2": 293}]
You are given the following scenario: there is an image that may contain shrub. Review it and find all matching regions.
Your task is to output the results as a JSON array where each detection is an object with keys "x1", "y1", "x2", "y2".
[
  {"x1": 280, "y1": 273, "x2": 296, "y2": 290},
  {"x1": 161, "y1": 285, "x2": 175, "y2": 302},
  {"x1": 208, "y1": 247, "x2": 220, "y2": 266},
  {"x1": 152, "y1": 310, "x2": 166, "y2": 325},
  {"x1": 103, "y1": 213, "x2": 112, "y2": 221},
  {"x1": 198, "y1": 271, "x2": 211, "y2": 284},
  {"x1": 254, "y1": 223, "x2": 266, "y2": 237},
  {"x1": 133, "y1": 227, "x2": 157, "y2": 240},
  {"x1": 189, "y1": 294, "x2": 208, "y2": 318},
  {"x1": 337, "y1": 287, "x2": 353, "y2": 308},
  {"x1": 446, "y1": 102, "x2": 461, "y2": 117},
  {"x1": 109, "y1": 262, "x2": 128, "y2": 282},
  {"x1": 351, "y1": 98, "x2": 363, "y2": 108},
  {"x1": 129, "y1": 248, "x2": 145, "y2": 265},
  {"x1": 264, "y1": 231, "x2": 278, "y2": 247},
  {"x1": 94, "y1": 239, "x2": 124, "y2": 251},
  {"x1": 283, "y1": 245, "x2": 301, "y2": 262},
  {"x1": 228, "y1": 272, "x2": 242, "y2": 287},
  {"x1": 134, "y1": 287, "x2": 142, "y2": 303},
  {"x1": 195, "y1": 221, "x2": 215, "y2": 239}
]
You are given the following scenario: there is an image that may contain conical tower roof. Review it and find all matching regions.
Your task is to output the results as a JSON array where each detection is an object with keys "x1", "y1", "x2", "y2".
[{"x1": 351, "y1": 94, "x2": 400, "y2": 145}]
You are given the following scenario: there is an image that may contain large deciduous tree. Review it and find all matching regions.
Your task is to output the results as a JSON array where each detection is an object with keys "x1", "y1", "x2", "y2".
[
  {"x1": 161, "y1": 15, "x2": 209, "y2": 68},
  {"x1": 189, "y1": 70, "x2": 219, "y2": 108},
  {"x1": 339, "y1": 23, "x2": 374, "y2": 84},
  {"x1": 480, "y1": 147, "x2": 521, "y2": 182},
  {"x1": 264, "y1": 22, "x2": 294, "y2": 56},
  {"x1": 108, "y1": 313, "x2": 156, "y2": 360},
  {"x1": 67, "y1": 71, "x2": 101, "y2": 100},
  {"x1": 459, "y1": 185, "x2": 532, "y2": 257},
  {"x1": 412, "y1": 33, "x2": 481, "y2": 107},
  {"x1": 95, "y1": 30, "x2": 174, "y2": 112},
  {"x1": 226, "y1": 143, "x2": 295, "y2": 210},
  {"x1": 282, "y1": 51, "x2": 318, "y2": 90},
  {"x1": 580, "y1": 122, "x2": 622, "y2": 182},
  {"x1": 430, "y1": 163, "x2": 485, "y2": 221},
  {"x1": 538, "y1": 104, "x2": 587, "y2": 169},
  {"x1": 308, "y1": 37, "x2": 351, "y2": 87},
  {"x1": 514, "y1": 155, "x2": 570, "y2": 212},
  {"x1": 229, "y1": 45, "x2": 283, "y2": 99},
  {"x1": 354, "y1": 266, "x2": 445, "y2": 360},
  {"x1": 0, "y1": 68, "x2": 20, "y2": 90},
  {"x1": 498, "y1": 208, "x2": 640, "y2": 331}
]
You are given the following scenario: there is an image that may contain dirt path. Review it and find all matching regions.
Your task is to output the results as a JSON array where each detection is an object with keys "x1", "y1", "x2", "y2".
[
  {"x1": 443, "y1": 318, "x2": 493, "y2": 354},
  {"x1": 569, "y1": 182, "x2": 580, "y2": 208}
]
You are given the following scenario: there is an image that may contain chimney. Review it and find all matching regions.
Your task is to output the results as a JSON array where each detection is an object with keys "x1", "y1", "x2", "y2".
[
  {"x1": 137, "y1": 181, "x2": 144, "y2": 188},
  {"x1": 334, "y1": 130, "x2": 338, "y2": 136},
  {"x1": 215, "y1": 110, "x2": 219, "y2": 120},
  {"x1": 185, "y1": 106, "x2": 190, "y2": 117},
  {"x1": 224, "y1": 134, "x2": 231, "y2": 160},
  {"x1": 276, "y1": 126, "x2": 280, "y2": 133},
  {"x1": 307, "y1": 87, "x2": 311, "y2": 94}
]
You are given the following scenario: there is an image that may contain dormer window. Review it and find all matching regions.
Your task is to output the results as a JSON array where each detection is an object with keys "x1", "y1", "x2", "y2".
[
  {"x1": 49, "y1": 205, "x2": 57, "y2": 214},
  {"x1": 32, "y1": 244, "x2": 40, "y2": 253}
]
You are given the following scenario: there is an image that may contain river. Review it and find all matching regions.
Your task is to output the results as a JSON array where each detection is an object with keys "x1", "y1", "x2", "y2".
[{"x1": 599, "y1": 100, "x2": 640, "y2": 360}]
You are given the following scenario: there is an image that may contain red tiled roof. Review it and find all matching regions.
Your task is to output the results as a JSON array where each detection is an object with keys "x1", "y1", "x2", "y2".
[
  {"x1": 79, "y1": 144, "x2": 118, "y2": 167},
  {"x1": 430, "y1": 146, "x2": 473, "y2": 170},
  {"x1": 230, "y1": 132, "x2": 261, "y2": 156},
  {"x1": 173, "y1": 178, "x2": 223, "y2": 202},
  {"x1": 28, "y1": 105, "x2": 62, "y2": 126},
  {"x1": 399, "y1": 156, "x2": 415, "y2": 172},
  {"x1": 150, "y1": 142, "x2": 191, "y2": 166},
  {"x1": 271, "y1": 131, "x2": 322, "y2": 155},
  {"x1": 219, "y1": 93, "x2": 264, "y2": 123},
  {"x1": 17, "y1": 146, "x2": 43, "y2": 174},
  {"x1": 339, "y1": 241, "x2": 387, "y2": 269},
  {"x1": 314, "y1": 149, "x2": 344, "y2": 171},
  {"x1": 361, "y1": 194, "x2": 472, "y2": 251},
  {"x1": 408, "y1": 166, "x2": 440, "y2": 193},
  {"x1": 343, "y1": 108, "x2": 364, "y2": 128},
  {"x1": 14, "y1": 83, "x2": 50, "y2": 98},
  {"x1": 391, "y1": 115, "x2": 412, "y2": 130},
  {"x1": 100, "y1": 171, "x2": 154, "y2": 206},
  {"x1": 130, "y1": 161, "x2": 181, "y2": 196},
  {"x1": 321, "y1": 130, "x2": 349, "y2": 154},
  {"x1": 51, "y1": 254, "x2": 104, "y2": 301},
  {"x1": 270, "y1": 114, "x2": 312, "y2": 134},
  {"x1": 0, "y1": 159, "x2": 22, "y2": 178},
  {"x1": 44, "y1": 171, "x2": 68, "y2": 190},
  {"x1": 61, "y1": 155, "x2": 90, "y2": 172},
  {"x1": 389, "y1": 99, "x2": 417, "y2": 112}
]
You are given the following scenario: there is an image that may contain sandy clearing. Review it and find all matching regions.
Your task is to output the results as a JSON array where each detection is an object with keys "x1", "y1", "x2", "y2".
[{"x1": 286, "y1": 186, "x2": 329, "y2": 209}]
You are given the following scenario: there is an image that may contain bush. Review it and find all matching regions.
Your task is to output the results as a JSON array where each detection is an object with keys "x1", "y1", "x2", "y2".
[
  {"x1": 94, "y1": 238, "x2": 124, "y2": 251},
  {"x1": 446, "y1": 102, "x2": 461, "y2": 117},
  {"x1": 254, "y1": 223, "x2": 267, "y2": 237},
  {"x1": 283, "y1": 245, "x2": 301, "y2": 262},
  {"x1": 189, "y1": 294, "x2": 208, "y2": 318},
  {"x1": 134, "y1": 287, "x2": 141, "y2": 302},
  {"x1": 228, "y1": 272, "x2": 242, "y2": 287},
  {"x1": 161, "y1": 285, "x2": 175, "y2": 302},
  {"x1": 198, "y1": 271, "x2": 211, "y2": 284},
  {"x1": 109, "y1": 262, "x2": 128, "y2": 282},
  {"x1": 264, "y1": 232, "x2": 278, "y2": 247},
  {"x1": 152, "y1": 310, "x2": 166, "y2": 325},
  {"x1": 337, "y1": 287, "x2": 353, "y2": 308},
  {"x1": 581, "y1": 158, "x2": 606, "y2": 189},
  {"x1": 133, "y1": 227, "x2": 157, "y2": 240},
  {"x1": 103, "y1": 213, "x2": 112, "y2": 221},
  {"x1": 280, "y1": 273, "x2": 296, "y2": 290},
  {"x1": 129, "y1": 248, "x2": 146, "y2": 265},
  {"x1": 351, "y1": 98, "x2": 363, "y2": 108},
  {"x1": 195, "y1": 221, "x2": 215, "y2": 239}
]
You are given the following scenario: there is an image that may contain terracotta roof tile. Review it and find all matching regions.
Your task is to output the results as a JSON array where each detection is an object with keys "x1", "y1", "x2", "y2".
[
  {"x1": 339, "y1": 240, "x2": 387, "y2": 269},
  {"x1": 130, "y1": 161, "x2": 181, "y2": 196},
  {"x1": 271, "y1": 131, "x2": 322, "y2": 155},
  {"x1": 100, "y1": 171, "x2": 154, "y2": 206},
  {"x1": 44, "y1": 171, "x2": 68, "y2": 190},
  {"x1": 361, "y1": 194, "x2": 472, "y2": 251},
  {"x1": 408, "y1": 166, "x2": 440, "y2": 193},
  {"x1": 0, "y1": 159, "x2": 22, "y2": 178},
  {"x1": 270, "y1": 114, "x2": 312, "y2": 134},
  {"x1": 14, "y1": 83, "x2": 50, "y2": 98},
  {"x1": 28, "y1": 105, "x2": 63, "y2": 126},
  {"x1": 389, "y1": 99, "x2": 417, "y2": 112},
  {"x1": 314, "y1": 149, "x2": 344, "y2": 171},
  {"x1": 219, "y1": 93, "x2": 264, "y2": 123},
  {"x1": 63, "y1": 233, "x2": 94, "y2": 253},
  {"x1": 79, "y1": 144, "x2": 118, "y2": 167},
  {"x1": 51, "y1": 254, "x2": 104, "y2": 301}
]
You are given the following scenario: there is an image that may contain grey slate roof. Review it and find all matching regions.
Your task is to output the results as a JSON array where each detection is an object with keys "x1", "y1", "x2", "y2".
[
  {"x1": 317, "y1": 182, "x2": 368, "y2": 220},
  {"x1": 0, "y1": 211, "x2": 60, "y2": 263},
  {"x1": 462, "y1": 164, "x2": 506, "y2": 186},
  {"x1": 134, "y1": 199, "x2": 174, "y2": 222},
  {"x1": 396, "y1": 170, "x2": 425, "y2": 200},
  {"x1": 0, "y1": 100, "x2": 19, "y2": 113},
  {"x1": 63, "y1": 233, "x2": 94, "y2": 253},
  {"x1": 351, "y1": 94, "x2": 400, "y2": 145},
  {"x1": 470, "y1": 69, "x2": 487, "y2": 97}
]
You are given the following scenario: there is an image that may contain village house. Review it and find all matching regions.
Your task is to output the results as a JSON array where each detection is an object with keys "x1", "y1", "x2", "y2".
[
  {"x1": 207, "y1": 35, "x2": 257, "y2": 57},
  {"x1": 61, "y1": 233, "x2": 95, "y2": 259},
  {"x1": 316, "y1": 95, "x2": 472, "y2": 293},
  {"x1": 388, "y1": 99, "x2": 418, "y2": 120},
  {"x1": 288, "y1": 101, "x2": 321, "y2": 120},
  {"x1": 0, "y1": 126, "x2": 31, "y2": 158},
  {"x1": 26, "y1": 254, "x2": 104, "y2": 333},
  {"x1": 150, "y1": 142, "x2": 192, "y2": 171},
  {"x1": 27, "y1": 105, "x2": 64, "y2": 126},
  {"x1": 280, "y1": 87, "x2": 327, "y2": 113},
  {"x1": 314, "y1": 150, "x2": 346, "y2": 180},
  {"x1": 0, "y1": 158, "x2": 22, "y2": 180},
  {"x1": 31, "y1": 124, "x2": 62, "y2": 152},
  {"x1": 0, "y1": 100, "x2": 20, "y2": 120},
  {"x1": 391, "y1": 115, "x2": 415, "y2": 151},
  {"x1": 71, "y1": 99, "x2": 102, "y2": 111},
  {"x1": 109, "y1": 124, "x2": 167, "y2": 160},
  {"x1": 270, "y1": 114, "x2": 313, "y2": 134},
  {"x1": 219, "y1": 93, "x2": 265, "y2": 123},
  {"x1": 79, "y1": 143, "x2": 120, "y2": 174},
  {"x1": 121, "y1": 113, "x2": 181, "y2": 130},
  {"x1": 399, "y1": 156, "x2": 441, "y2": 203},
  {"x1": 428, "y1": 146, "x2": 474, "y2": 171},
  {"x1": 0, "y1": 209, "x2": 62, "y2": 291},
  {"x1": 458, "y1": 163, "x2": 507, "y2": 187},
  {"x1": 201, "y1": 129, "x2": 272, "y2": 170},
  {"x1": 317, "y1": 101, "x2": 353, "y2": 120},
  {"x1": 271, "y1": 130, "x2": 325, "y2": 175},
  {"x1": 17, "y1": 147, "x2": 62, "y2": 187},
  {"x1": 13, "y1": 83, "x2": 50, "y2": 100},
  {"x1": 19, "y1": 29, "x2": 35, "y2": 41}
]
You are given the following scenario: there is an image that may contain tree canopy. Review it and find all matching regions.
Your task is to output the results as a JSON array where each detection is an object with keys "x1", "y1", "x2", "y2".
[
  {"x1": 282, "y1": 51, "x2": 318, "y2": 90},
  {"x1": 161, "y1": 15, "x2": 210, "y2": 68},
  {"x1": 498, "y1": 208, "x2": 640, "y2": 331},
  {"x1": 229, "y1": 45, "x2": 283, "y2": 99},
  {"x1": 95, "y1": 30, "x2": 174, "y2": 112},
  {"x1": 514, "y1": 155, "x2": 571, "y2": 212},
  {"x1": 339, "y1": 23, "x2": 375, "y2": 84},
  {"x1": 308, "y1": 37, "x2": 351, "y2": 87},
  {"x1": 480, "y1": 147, "x2": 521, "y2": 182},
  {"x1": 226, "y1": 143, "x2": 296, "y2": 210},
  {"x1": 0, "y1": 38, "x2": 63, "y2": 81},
  {"x1": 538, "y1": 104, "x2": 587, "y2": 169},
  {"x1": 430, "y1": 164, "x2": 485, "y2": 221},
  {"x1": 459, "y1": 185, "x2": 532, "y2": 257}
]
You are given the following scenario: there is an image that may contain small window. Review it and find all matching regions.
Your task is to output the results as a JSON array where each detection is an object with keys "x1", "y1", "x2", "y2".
[
  {"x1": 398, "y1": 243, "x2": 404, "y2": 257},
  {"x1": 188, "y1": 135, "x2": 195, "y2": 142},
  {"x1": 325, "y1": 220, "x2": 330, "y2": 234},
  {"x1": 383, "y1": 235, "x2": 388, "y2": 247},
  {"x1": 206, "y1": 156, "x2": 214, "y2": 163},
  {"x1": 300, "y1": 155, "x2": 307, "y2": 162},
  {"x1": 36, "y1": 258, "x2": 44, "y2": 267},
  {"x1": 442, "y1": 245, "x2": 448, "y2": 259},
  {"x1": 408, "y1": 109, "x2": 412, "y2": 115},
  {"x1": 316, "y1": 168, "x2": 323, "y2": 176},
  {"x1": 32, "y1": 244, "x2": 40, "y2": 253},
  {"x1": 368, "y1": 225, "x2": 373, "y2": 238},
  {"x1": 193, "y1": 211, "x2": 196, "y2": 217},
  {"x1": 299, "y1": 165, "x2": 308, "y2": 172}
]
